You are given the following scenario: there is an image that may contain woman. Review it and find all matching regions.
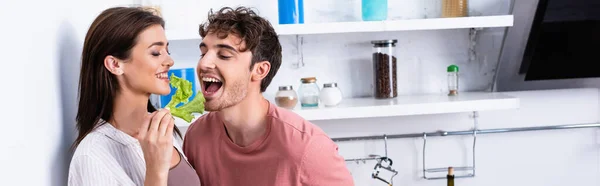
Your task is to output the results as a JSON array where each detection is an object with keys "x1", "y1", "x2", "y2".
[{"x1": 68, "y1": 7, "x2": 200, "y2": 186}]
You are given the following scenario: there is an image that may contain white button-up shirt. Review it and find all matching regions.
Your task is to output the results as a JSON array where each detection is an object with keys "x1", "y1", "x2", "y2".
[{"x1": 68, "y1": 120, "x2": 189, "y2": 186}]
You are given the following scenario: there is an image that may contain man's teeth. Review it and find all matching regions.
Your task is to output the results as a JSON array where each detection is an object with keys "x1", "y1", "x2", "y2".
[
  {"x1": 202, "y1": 77, "x2": 221, "y2": 82},
  {"x1": 156, "y1": 73, "x2": 167, "y2": 79}
]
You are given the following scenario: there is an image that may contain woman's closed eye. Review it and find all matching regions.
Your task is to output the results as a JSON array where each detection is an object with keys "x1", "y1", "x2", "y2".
[{"x1": 151, "y1": 50, "x2": 170, "y2": 57}]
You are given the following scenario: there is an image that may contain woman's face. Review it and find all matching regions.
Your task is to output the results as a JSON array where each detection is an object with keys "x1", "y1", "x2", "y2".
[{"x1": 118, "y1": 24, "x2": 173, "y2": 96}]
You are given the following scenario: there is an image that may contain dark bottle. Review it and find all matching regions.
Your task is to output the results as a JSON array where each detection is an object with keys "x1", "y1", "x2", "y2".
[{"x1": 447, "y1": 167, "x2": 455, "y2": 186}]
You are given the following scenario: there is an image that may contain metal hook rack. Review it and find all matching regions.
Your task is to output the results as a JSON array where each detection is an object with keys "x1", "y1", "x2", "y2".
[
  {"x1": 332, "y1": 111, "x2": 600, "y2": 181},
  {"x1": 344, "y1": 134, "x2": 390, "y2": 164},
  {"x1": 344, "y1": 134, "x2": 398, "y2": 185},
  {"x1": 423, "y1": 112, "x2": 478, "y2": 180}
]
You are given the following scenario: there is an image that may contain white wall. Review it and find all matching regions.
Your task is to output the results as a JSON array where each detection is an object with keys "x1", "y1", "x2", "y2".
[
  {"x1": 0, "y1": 0, "x2": 139, "y2": 185},
  {"x1": 3, "y1": 0, "x2": 599, "y2": 186}
]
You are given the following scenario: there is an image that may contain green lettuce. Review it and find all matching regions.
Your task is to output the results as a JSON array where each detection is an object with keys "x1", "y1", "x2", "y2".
[{"x1": 165, "y1": 73, "x2": 205, "y2": 122}]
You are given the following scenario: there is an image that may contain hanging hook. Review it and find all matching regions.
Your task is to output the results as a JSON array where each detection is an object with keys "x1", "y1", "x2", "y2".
[
  {"x1": 292, "y1": 35, "x2": 305, "y2": 69},
  {"x1": 383, "y1": 134, "x2": 388, "y2": 157},
  {"x1": 422, "y1": 132, "x2": 427, "y2": 179},
  {"x1": 372, "y1": 156, "x2": 398, "y2": 186}
]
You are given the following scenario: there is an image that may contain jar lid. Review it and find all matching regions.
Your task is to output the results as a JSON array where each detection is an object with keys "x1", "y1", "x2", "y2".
[
  {"x1": 447, "y1": 64, "x2": 459, "y2": 72},
  {"x1": 279, "y1": 85, "x2": 293, "y2": 91},
  {"x1": 323, "y1": 83, "x2": 337, "y2": 88},
  {"x1": 301, "y1": 77, "x2": 317, "y2": 83},
  {"x1": 371, "y1": 40, "x2": 398, "y2": 44}
]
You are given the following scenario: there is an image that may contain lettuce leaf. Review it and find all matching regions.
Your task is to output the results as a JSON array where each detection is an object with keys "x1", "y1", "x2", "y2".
[{"x1": 165, "y1": 73, "x2": 205, "y2": 123}]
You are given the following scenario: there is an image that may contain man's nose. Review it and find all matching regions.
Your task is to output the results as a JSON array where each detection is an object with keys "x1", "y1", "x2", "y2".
[{"x1": 198, "y1": 54, "x2": 215, "y2": 70}]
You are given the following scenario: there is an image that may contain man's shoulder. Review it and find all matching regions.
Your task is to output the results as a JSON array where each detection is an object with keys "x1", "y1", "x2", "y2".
[
  {"x1": 269, "y1": 104, "x2": 327, "y2": 140},
  {"x1": 270, "y1": 105, "x2": 319, "y2": 132}
]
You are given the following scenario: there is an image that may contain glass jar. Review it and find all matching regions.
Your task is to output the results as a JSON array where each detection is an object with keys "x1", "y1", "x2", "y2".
[
  {"x1": 275, "y1": 85, "x2": 298, "y2": 109},
  {"x1": 447, "y1": 65, "x2": 459, "y2": 96},
  {"x1": 319, "y1": 83, "x2": 343, "y2": 107},
  {"x1": 299, "y1": 77, "x2": 320, "y2": 107},
  {"x1": 362, "y1": 0, "x2": 388, "y2": 21},
  {"x1": 372, "y1": 40, "x2": 398, "y2": 99},
  {"x1": 442, "y1": 0, "x2": 468, "y2": 17}
]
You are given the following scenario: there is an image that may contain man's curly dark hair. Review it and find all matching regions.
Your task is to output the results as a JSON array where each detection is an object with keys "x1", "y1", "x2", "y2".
[{"x1": 199, "y1": 6, "x2": 282, "y2": 93}]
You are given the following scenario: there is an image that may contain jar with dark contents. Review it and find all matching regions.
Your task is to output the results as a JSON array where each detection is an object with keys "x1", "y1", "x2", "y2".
[{"x1": 371, "y1": 40, "x2": 398, "y2": 99}]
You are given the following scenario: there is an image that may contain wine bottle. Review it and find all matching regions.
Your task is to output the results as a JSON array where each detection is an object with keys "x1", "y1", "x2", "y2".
[{"x1": 447, "y1": 167, "x2": 455, "y2": 186}]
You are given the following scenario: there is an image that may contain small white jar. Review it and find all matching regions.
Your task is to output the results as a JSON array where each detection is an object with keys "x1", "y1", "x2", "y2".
[{"x1": 319, "y1": 83, "x2": 343, "y2": 107}]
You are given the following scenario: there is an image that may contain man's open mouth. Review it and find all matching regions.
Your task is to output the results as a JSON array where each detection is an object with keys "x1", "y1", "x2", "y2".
[{"x1": 202, "y1": 77, "x2": 223, "y2": 94}]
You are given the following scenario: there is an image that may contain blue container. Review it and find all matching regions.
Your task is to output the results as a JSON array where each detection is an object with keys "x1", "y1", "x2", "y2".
[
  {"x1": 362, "y1": 0, "x2": 388, "y2": 21},
  {"x1": 278, "y1": 0, "x2": 304, "y2": 24},
  {"x1": 159, "y1": 68, "x2": 198, "y2": 108}
]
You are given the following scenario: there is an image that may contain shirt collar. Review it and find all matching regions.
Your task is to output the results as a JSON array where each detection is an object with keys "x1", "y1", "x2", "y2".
[{"x1": 94, "y1": 119, "x2": 140, "y2": 146}]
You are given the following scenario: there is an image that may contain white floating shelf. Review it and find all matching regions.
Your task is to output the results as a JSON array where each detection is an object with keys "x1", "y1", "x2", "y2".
[
  {"x1": 166, "y1": 15, "x2": 514, "y2": 40},
  {"x1": 175, "y1": 92, "x2": 520, "y2": 127},
  {"x1": 289, "y1": 92, "x2": 519, "y2": 121},
  {"x1": 276, "y1": 15, "x2": 514, "y2": 35}
]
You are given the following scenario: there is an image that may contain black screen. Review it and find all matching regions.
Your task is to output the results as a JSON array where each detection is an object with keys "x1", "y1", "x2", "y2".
[{"x1": 520, "y1": 0, "x2": 600, "y2": 81}]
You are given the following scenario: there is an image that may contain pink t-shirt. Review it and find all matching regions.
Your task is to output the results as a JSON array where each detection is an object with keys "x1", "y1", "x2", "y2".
[{"x1": 183, "y1": 102, "x2": 354, "y2": 186}]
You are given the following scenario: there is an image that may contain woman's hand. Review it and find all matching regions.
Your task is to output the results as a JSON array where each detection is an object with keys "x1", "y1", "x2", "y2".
[{"x1": 136, "y1": 109, "x2": 175, "y2": 186}]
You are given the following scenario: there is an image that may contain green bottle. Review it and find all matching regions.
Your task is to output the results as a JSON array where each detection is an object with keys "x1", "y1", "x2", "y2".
[
  {"x1": 447, "y1": 167, "x2": 455, "y2": 186},
  {"x1": 447, "y1": 65, "x2": 459, "y2": 96}
]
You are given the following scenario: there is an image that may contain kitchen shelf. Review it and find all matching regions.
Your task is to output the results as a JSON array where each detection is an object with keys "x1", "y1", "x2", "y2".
[
  {"x1": 166, "y1": 15, "x2": 514, "y2": 40},
  {"x1": 174, "y1": 92, "x2": 520, "y2": 127},
  {"x1": 290, "y1": 92, "x2": 519, "y2": 121},
  {"x1": 276, "y1": 15, "x2": 514, "y2": 35}
]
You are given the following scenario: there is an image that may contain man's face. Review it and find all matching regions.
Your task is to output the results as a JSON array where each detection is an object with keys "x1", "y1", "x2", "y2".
[{"x1": 197, "y1": 32, "x2": 253, "y2": 111}]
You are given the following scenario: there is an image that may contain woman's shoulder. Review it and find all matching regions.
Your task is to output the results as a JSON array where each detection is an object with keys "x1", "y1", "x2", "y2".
[{"x1": 71, "y1": 124, "x2": 135, "y2": 160}]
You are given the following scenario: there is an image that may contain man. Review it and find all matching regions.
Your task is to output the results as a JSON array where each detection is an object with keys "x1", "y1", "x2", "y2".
[{"x1": 182, "y1": 6, "x2": 355, "y2": 186}]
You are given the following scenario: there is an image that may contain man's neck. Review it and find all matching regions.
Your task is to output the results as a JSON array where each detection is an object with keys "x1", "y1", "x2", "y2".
[
  {"x1": 110, "y1": 89, "x2": 150, "y2": 137},
  {"x1": 219, "y1": 92, "x2": 270, "y2": 147}
]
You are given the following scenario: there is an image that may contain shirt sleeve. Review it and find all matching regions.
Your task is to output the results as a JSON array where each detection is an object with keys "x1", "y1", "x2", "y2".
[
  {"x1": 68, "y1": 155, "x2": 119, "y2": 186},
  {"x1": 299, "y1": 134, "x2": 355, "y2": 186}
]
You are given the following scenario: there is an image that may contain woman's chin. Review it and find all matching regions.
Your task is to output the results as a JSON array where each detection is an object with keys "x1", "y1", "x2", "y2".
[{"x1": 151, "y1": 87, "x2": 171, "y2": 96}]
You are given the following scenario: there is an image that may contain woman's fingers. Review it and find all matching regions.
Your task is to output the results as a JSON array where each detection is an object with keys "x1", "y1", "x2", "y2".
[
  {"x1": 166, "y1": 116, "x2": 175, "y2": 139},
  {"x1": 149, "y1": 109, "x2": 170, "y2": 137},
  {"x1": 158, "y1": 112, "x2": 172, "y2": 136},
  {"x1": 137, "y1": 111, "x2": 158, "y2": 139}
]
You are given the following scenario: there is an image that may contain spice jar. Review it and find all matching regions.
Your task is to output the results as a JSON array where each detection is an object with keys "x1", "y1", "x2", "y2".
[
  {"x1": 447, "y1": 65, "x2": 459, "y2": 96},
  {"x1": 319, "y1": 83, "x2": 343, "y2": 107},
  {"x1": 275, "y1": 85, "x2": 298, "y2": 109},
  {"x1": 442, "y1": 0, "x2": 468, "y2": 17},
  {"x1": 372, "y1": 40, "x2": 398, "y2": 99},
  {"x1": 299, "y1": 77, "x2": 320, "y2": 107}
]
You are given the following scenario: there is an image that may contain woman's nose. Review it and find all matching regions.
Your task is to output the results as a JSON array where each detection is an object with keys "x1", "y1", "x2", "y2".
[{"x1": 163, "y1": 56, "x2": 174, "y2": 67}]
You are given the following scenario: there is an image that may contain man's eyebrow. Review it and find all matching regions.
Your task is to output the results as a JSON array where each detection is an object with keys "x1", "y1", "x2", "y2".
[
  {"x1": 199, "y1": 42, "x2": 238, "y2": 53},
  {"x1": 148, "y1": 41, "x2": 165, "y2": 48},
  {"x1": 216, "y1": 44, "x2": 238, "y2": 53}
]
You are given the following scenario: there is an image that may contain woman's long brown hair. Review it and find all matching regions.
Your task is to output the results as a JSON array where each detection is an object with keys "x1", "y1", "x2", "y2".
[{"x1": 74, "y1": 7, "x2": 181, "y2": 148}]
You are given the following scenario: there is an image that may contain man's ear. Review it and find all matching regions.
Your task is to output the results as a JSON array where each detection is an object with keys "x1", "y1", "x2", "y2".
[
  {"x1": 104, "y1": 55, "x2": 124, "y2": 75},
  {"x1": 251, "y1": 61, "x2": 271, "y2": 81}
]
